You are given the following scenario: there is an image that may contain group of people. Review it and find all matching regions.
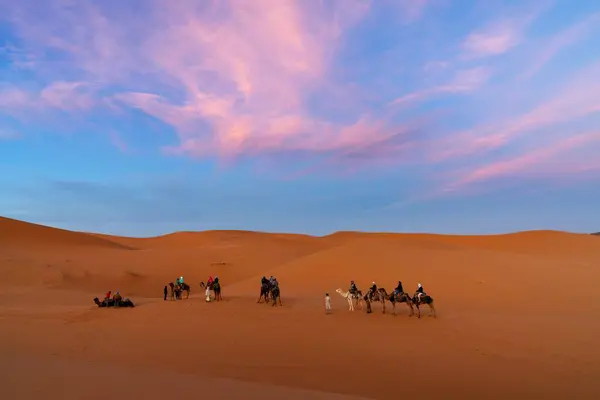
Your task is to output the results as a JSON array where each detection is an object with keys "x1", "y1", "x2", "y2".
[
  {"x1": 348, "y1": 280, "x2": 427, "y2": 300},
  {"x1": 101, "y1": 290, "x2": 123, "y2": 306},
  {"x1": 162, "y1": 275, "x2": 221, "y2": 301},
  {"x1": 260, "y1": 275, "x2": 279, "y2": 288}
]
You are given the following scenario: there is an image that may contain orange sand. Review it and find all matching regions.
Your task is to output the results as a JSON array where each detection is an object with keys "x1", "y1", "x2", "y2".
[{"x1": 1, "y1": 216, "x2": 599, "y2": 399}]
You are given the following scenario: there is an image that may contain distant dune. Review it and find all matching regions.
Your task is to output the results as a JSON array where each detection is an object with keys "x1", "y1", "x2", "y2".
[
  {"x1": 1, "y1": 216, "x2": 599, "y2": 399},
  {"x1": 0, "y1": 216, "x2": 135, "y2": 250}
]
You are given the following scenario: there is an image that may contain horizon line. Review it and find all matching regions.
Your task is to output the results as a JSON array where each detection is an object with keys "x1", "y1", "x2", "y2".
[{"x1": 2, "y1": 215, "x2": 594, "y2": 240}]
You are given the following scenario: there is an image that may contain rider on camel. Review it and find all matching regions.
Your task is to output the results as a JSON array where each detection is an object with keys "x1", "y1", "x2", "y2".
[
  {"x1": 207, "y1": 275, "x2": 214, "y2": 287},
  {"x1": 214, "y1": 276, "x2": 219, "y2": 285},
  {"x1": 113, "y1": 291, "x2": 122, "y2": 306},
  {"x1": 349, "y1": 280, "x2": 358, "y2": 295},
  {"x1": 103, "y1": 290, "x2": 112, "y2": 306},
  {"x1": 394, "y1": 281, "x2": 404, "y2": 296},
  {"x1": 415, "y1": 283, "x2": 425, "y2": 300},
  {"x1": 369, "y1": 282, "x2": 377, "y2": 300},
  {"x1": 261, "y1": 276, "x2": 269, "y2": 285},
  {"x1": 271, "y1": 277, "x2": 279, "y2": 288}
]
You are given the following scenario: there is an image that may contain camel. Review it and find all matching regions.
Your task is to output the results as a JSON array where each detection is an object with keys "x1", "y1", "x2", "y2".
[
  {"x1": 362, "y1": 293, "x2": 373, "y2": 314},
  {"x1": 169, "y1": 282, "x2": 190, "y2": 300},
  {"x1": 367, "y1": 288, "x2": 388, "y2": 314},
  {"x1": 412, "y1": 292, "x2": 436, "y2": 318},
  {"x1": 257, "y1": 281, "x2": 271, "y2": 304},
  {"x1": 200, "y1": 280, "x2": 222, "y2": 302},
  {"x1": 270, "y1": 285, "x2": 282, "y2": 307},
  {"x1": 387, "y1": 292, "x2": 415, "y2": 317},
  {"x1": 93, "y1": 297, "x2": 135, "y2": 308},
  {"x1": 335, "y1": 288, "x2": 364, "y2": 311}
]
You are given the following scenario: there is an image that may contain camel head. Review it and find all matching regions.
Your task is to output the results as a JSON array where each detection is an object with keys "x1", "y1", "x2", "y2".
[
  {"x1": 93, "y1": 297, "x2": 100, "y2": 306},
  {"x1": 335, "y1": 288, "x2": 344, "y2": 295}
]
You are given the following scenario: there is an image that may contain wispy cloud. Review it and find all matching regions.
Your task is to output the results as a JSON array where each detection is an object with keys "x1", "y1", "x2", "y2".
[
  {"x1": 390, "y1": 66, "x2": 491, "y2": 106},
  {"x1": 108, "y1": 130, "x2": 129, "y2": 154},
  {"x1": 461, "y1": 22, "x2": 521, "y2": 58},
  {"x1": 520, "y1": 12, "x2": 600, "y2": 79},
  {"x1": 459, "y1": 2, "x2": 552, "y2": 59},
  {"x1": 427, "y1": 61, "x2": 600, "y2": 162},
  {"x1": 451, "y1": 131, "x2": 600, "y2": 190},
  {"x1": 0, "y1": 81, "x2": 96, "y2": 113}
]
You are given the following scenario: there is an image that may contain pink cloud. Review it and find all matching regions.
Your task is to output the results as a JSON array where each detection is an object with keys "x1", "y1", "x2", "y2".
[
  {"x1": 106, "y1": 0, "x2": 377, "y2": 160},
  {"x1": 108, "y1": 130, "x2": 128, "y2": 153},
  {"x1": 459, "y1": 2, "x2": 551, "y2": 59},
  {"x1": 428, "y1": 61, "x2": 600, "y2": 162},
  {"x1": 455, "y1": 131, "x2": 600, "y2": 187},
  {"x1": 0, "y1": 81, "x2": 96, "y2": 115},
  {"x1": 461, "y1": 23, "x2": 520, "y2": 58},
  {"x1": 39, "y1": 81, "x2": 95, "y2": 111}
]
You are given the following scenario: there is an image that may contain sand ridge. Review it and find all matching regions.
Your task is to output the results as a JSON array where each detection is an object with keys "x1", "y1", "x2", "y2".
[{"x1": 1, "y1": 217, "x2": 600, "y2": 399}]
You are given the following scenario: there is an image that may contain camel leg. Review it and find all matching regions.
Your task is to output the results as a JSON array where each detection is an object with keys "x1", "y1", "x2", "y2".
[{"x1": 429, "y1": 303, "x2": 436, "y2": 318}]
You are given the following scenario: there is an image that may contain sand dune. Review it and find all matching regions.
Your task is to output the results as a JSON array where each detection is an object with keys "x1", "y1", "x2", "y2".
[
  {"x1": 0, "y1": 216, "x2": 134, "y2": 250},
  {"x1": 1, "y1": 217, "x2": 600, "y2": 399}
]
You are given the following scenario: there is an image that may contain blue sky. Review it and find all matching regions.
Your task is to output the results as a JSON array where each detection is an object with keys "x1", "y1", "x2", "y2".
[{"x1": 1, "y1": 0, "x2": 599, "y2": 237}]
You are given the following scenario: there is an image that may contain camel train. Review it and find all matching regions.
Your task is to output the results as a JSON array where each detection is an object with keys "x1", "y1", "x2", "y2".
[
  {"x1": 335, "y1": 281, "x2": 435, "y2": 318},
  {"x1": 94, "y1": 275, "x2": 435, "y2": 319}
]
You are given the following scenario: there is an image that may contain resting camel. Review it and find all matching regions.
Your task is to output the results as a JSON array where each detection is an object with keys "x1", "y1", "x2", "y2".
[
  {"x1": 387, "y1": 292, "x2": 415, "y2": 317},
  {"x1": 257, "y1": 281, "x2": 271, "y2": 304},
  {"x1": 412, "y1": 292, "x2": 436, "y2": 318},
  {"x1": 93, "y1": 297, "x2": 135, "y2": 308}
]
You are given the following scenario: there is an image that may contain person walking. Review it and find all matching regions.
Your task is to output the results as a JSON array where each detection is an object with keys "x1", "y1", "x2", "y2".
[
  {"x1": 163, "y1": 285, "x2": 168, "y2": 301},
  {"x1": 325, "y1": 292, "x2": 332, "y2": 314}
]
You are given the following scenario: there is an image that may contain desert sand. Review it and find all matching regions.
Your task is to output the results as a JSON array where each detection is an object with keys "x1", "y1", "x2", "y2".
[{"x1": 1, "y1": 216, "x2": 600, "y2": 399}]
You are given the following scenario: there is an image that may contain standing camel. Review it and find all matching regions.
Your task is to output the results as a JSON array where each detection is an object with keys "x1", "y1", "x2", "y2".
[
  {"x1": 368, "y1": 288, "x2": 388, "y2": 314},
  {"x1": 335, "y1": 288, "x2": 364, "y2": 311},
  {"x1": 257, "y1": 281, "x2": 271, "y2": 304},
  {"x1": 412, "y1": 292, "x2": 436, "y2": 318},
  {"x1": 171, "y1": 282, "x2": 190, "y2": 299},
  {"x1": 168, "y1": 282, "x2": 177, "y2": 300},
  {"x1": 335, "y1": 288, "x2": 354, "y2": 311},
  {"x1": 388, "y1": 292, "x2": 415, "y2": 317},
  {"x1": 270, "y1": 285, "x2": 282, "y2": 307}
]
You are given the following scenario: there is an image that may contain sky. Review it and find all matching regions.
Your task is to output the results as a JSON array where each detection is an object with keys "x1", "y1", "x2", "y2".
[{"x1": 1, "y1": 0, "x2": 599, "y2": 237}]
